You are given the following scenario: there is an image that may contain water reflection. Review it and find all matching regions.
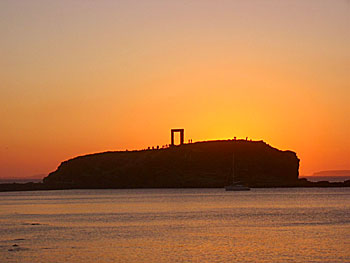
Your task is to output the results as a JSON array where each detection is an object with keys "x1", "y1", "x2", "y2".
[{"x1": 1, "y1": 188, "x2": 349, "y2": 262}]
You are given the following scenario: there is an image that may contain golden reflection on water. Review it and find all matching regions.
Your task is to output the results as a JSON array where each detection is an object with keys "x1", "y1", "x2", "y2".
[{"x1": 1, "y1": 188, "x2": 349, "y2": 262}]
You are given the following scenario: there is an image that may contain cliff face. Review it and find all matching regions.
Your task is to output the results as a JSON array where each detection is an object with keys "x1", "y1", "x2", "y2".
[{"x1": 44, "y1": 140, "x2": 299, "y2": 188}]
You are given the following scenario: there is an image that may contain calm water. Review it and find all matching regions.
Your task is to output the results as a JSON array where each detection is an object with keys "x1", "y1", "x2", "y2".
[{"x1": 0, "y1": 188, "x2": 349, "y2": 263}]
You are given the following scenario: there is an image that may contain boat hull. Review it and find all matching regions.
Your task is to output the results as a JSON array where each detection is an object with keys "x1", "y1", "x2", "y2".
[{"x1": 225, "y1": 185, "x2": 250, "y2": 191}]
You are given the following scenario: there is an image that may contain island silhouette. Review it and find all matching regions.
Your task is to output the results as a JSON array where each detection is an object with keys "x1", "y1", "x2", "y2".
[
  {"x1": 43, "y1": 138, "x2": 299, "y2": 188},
  {"x1": 1, "y1": 130, "x2": 349, "y2": 191}
]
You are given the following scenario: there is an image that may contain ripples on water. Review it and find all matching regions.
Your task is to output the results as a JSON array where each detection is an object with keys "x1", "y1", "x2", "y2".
[{"x1": 0, "y1": 188, "x2": 349, "y2": 262}]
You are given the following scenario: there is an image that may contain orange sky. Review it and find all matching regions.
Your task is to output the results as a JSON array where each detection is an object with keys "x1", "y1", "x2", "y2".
[{"x1": 1, "y1": 0, "x2": 349, "y2": 178}]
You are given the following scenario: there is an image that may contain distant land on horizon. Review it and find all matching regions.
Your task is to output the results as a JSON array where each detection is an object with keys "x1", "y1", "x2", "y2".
[
  {"x1": 300, "y1": 170, "x2": 350, "y2": 183},
  {"x1": 301, "y1": 176, "x2": 350, "y2": 183},
  {"x1": 312, "y1": 170, "x2": 350, "y2": 177},
  {"x1": 0, "y1": 178, "x2": 43, "y2": 184},
  {"x1": 0, "y1": 173, "x2": 45, "y2": 184}
]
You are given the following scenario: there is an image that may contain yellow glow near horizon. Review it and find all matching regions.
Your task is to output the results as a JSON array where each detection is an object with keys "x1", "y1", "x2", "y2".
[{"x1": 0, "y1": 0, "x2": 349, "y2": 178}]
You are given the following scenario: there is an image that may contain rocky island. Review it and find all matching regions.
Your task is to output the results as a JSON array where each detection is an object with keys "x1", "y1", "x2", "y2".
[
  {"x1": 1, "y1": 139, "x2": 349, "y2": 192},
  {"x1": 44, "y1": 139, "x2": 299, "y2": 188}
]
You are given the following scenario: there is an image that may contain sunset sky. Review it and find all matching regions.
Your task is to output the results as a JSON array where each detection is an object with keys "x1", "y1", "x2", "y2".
[{"x1": 1, "y1": 0, "x2": 349, "y2": 178}]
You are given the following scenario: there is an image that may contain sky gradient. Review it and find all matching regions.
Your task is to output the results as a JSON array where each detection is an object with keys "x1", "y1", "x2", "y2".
[{"x1": 1, "y1": 0, "x2": 349, "y2": 178}]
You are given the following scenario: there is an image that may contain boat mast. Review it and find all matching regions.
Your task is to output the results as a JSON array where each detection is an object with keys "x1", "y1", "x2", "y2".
[{"x1": 232, "y1": 153, "x2": 235, "y2": 184}]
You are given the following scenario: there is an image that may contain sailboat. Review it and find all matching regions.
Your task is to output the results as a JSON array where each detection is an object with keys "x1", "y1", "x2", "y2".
[{"x1": 225, "y1": 153, "x2": 250, "y2": 191}]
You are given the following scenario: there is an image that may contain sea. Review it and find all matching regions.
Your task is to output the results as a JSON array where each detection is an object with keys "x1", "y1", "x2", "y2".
[{"x1": 0, "y1": 188, "x2": 349, "y2": 263}]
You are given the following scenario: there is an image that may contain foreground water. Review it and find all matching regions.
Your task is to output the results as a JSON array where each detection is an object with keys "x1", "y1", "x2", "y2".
[{"x1": 0, "y1": 188, "x2": 349, "y2": 263}]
